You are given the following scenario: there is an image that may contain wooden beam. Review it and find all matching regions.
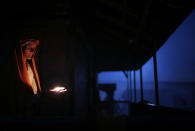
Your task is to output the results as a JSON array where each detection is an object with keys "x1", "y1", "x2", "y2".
[
  {"x1": 103, "y1": 27, "x2": 128, "y2": 40},
  {"x1": 98, "y1": 0, "x2": 138, "y2": 17},
  {"x1": 133, "y1": 0, "x2": 152, "y2": 46},
  {"x1": 96, "y1": 11, "x2": 136, "y2": 31}
]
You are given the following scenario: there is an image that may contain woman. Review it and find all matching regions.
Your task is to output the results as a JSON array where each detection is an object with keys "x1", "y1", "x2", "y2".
[{"x1": 0, "y1": 34, "x2": 42, "y2": 117}]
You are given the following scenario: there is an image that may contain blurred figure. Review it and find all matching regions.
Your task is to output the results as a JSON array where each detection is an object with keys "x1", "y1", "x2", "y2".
[{"x1": 0, "y1": 32, "x2": 42, "y2": 117}]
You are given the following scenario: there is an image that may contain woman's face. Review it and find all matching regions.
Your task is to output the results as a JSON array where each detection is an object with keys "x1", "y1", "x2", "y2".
[{"x1": 23, "y1": 42, "x2": 38, "y2": 60}]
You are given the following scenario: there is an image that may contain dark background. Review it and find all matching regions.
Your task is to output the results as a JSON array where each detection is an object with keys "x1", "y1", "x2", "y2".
[{"x1": 0, "y1": 0, "x2": 194, "y2": 130}]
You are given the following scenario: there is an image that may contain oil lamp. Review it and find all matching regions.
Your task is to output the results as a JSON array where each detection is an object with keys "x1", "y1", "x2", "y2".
[{"x1": 49, "y1": 86, "x2": 67, "y2": 93}]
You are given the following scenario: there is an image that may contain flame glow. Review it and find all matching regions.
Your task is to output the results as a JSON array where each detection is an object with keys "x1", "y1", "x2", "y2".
[{"x1": 50, "y1": 87, "x2": 67, "y2": 93}]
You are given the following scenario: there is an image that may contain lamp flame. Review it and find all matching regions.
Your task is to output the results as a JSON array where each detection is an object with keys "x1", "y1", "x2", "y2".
[{"x1": 50, "y1": 87, "x2": 67, "y2": 93}]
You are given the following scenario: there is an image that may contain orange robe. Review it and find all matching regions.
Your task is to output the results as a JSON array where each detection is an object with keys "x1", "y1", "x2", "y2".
[{"x1": 0, "y1": 44, "x2": 41, "y2": 117}]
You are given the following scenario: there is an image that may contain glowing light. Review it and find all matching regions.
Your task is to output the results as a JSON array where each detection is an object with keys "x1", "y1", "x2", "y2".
[{"x1": 50, "y1": 87, "x2": 67, "y2": 93}]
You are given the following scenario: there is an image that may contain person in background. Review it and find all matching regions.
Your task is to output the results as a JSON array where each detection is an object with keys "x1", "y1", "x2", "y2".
[{"x1": 0, "y1": 32, "x2": 42, "y2": 117}]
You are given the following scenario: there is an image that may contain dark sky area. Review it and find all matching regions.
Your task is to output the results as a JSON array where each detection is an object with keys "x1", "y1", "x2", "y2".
[{"x1": 157, "y1": 9, "x2": 195, "y2": 82}]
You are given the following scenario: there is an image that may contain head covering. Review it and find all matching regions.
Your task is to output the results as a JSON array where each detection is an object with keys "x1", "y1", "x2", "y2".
[{"x1": 20, "y1": 39, "x2": 40, "y2": 47}]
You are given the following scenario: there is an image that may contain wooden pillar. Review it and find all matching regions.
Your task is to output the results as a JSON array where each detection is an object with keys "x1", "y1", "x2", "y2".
[
  {"x1": 130, "y1": 71, "x2": 132, "y2": 102},
  {"x1": 153, "y1": 53, "x2": 159, "y2": 105},
  {"x1": 134, "y1": 70, "x2": 136, "y2": 103},
  {"x1": 126, "y1": 71, "x2": 130, "y2": 101},
  {"x1": 140, "y1": 67, "x2": 144, "y2": 101}
]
